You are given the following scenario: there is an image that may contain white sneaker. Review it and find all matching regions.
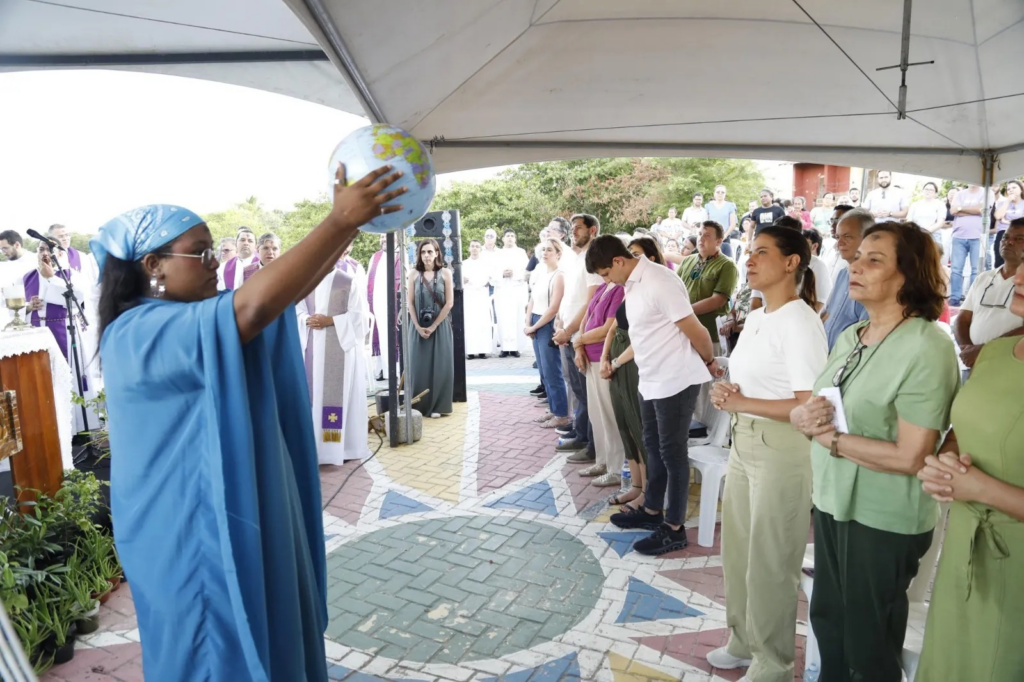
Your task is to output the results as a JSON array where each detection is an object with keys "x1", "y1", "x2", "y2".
[
  {"x1": 592, "y1": 472, "x2": 622, "y2": 487},
  {"x1": 579, "y1": 463, "x2": 607, "y2": 477},
  {"x1": 706, "y1": 647, "x2": 752, "y2": 670}
]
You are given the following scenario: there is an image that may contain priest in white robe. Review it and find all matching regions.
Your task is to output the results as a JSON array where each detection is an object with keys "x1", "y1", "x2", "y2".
[
  {"x1": 492, "y1": 229, "x2": 530, "y2": 357},
  {"x1": 367, "y1": 233, "x2": 400, "y2": 381},
  {"x1": 461, "y1": 239, "x2": 495, "y2": 358},
  {"x1": 216, "y1": 227, "x2": 261, "y2": 290},
  {"x1": 297, "y1": 266, "x2": 370, "y2": 465}
]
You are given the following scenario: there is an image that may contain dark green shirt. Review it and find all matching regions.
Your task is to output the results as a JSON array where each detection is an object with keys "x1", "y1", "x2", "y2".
[{"x1": 676, "y1": 253, "x2": 739, "y2": 343}]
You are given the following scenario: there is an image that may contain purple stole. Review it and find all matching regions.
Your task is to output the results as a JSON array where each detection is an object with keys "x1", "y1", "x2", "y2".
[
  {"x1": 303, "y1": 272, "x2": 351, "y2": 442},
  {"x1": 223, "y1": 257, "x2": 260, "y2": 290},
  {"x1": 366, "y1": 250, "x2": 399, "y2": 356},
  {"x1": 67, "y1": 248, "x2": 82, "y2": 272},
  {"x1": 24, "y1": 270, "x2": 86, "y2": 390}
]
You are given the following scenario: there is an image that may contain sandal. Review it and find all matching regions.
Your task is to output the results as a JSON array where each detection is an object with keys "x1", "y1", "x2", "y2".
[{"x1": 610, "y1": 485, "x2": 643, "y2": 507}]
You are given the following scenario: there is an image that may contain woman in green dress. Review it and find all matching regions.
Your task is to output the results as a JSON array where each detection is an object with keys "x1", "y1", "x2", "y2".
[
  {"x1": 407, "y1": 238, "x2": 454, "y2": 417},
  {"x1": 915, "y1": 259, "x2": 1024, "y2": 681}
]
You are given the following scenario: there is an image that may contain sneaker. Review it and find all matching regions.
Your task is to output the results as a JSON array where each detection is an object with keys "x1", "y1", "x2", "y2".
[
  {"x1": 565, "y1": 449, "x2": 596, "y2": 462},
  {"x1": 541, "y1": 416, "x2": 572, "y2": 429},
  {"x1": 580, "y1": 463, "x2": 607, "y2": 477},
  {"x1": 533, "y1": 412, "x2": 554, "y2": 423},
  {"x1": 529, "y1": 385, "x2": 545, "y2": 396},
  {"x1": 706, "y1": 647, "x2": 752, "y2": 670},
  {"x1": 555, "y1": 425, "x2": 575, "y2": 437},
  {"x1": 511, "y1": 351, "x2": 521, "y2": 358},
  {"x1": 634, "y1": 524, "x2": 689, "y2": 556},
  {"x1": 556, "y1": 439, "x2": 587, "y2": 452},
  {"x1": 592, "y1": 472, "x2": 621, "y2": 487},
  {"x1": 610, "y1": 507, "x2": 664, "y2": 530}
]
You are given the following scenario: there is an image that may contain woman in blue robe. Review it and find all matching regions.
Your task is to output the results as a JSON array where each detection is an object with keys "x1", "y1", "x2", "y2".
[{"x1": 90, "y1": 164, "x2": 407, "y2": 682}]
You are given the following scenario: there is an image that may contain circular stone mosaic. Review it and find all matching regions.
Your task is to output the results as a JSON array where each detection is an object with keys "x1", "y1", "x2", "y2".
[{"x1": 324, "y1": 514, "x2": 604, "y2": 664}]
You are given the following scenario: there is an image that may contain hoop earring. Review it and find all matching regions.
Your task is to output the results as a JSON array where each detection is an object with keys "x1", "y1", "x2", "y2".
[{"x1": 150, "y1": 274, "x2": 166, "y2": 298}]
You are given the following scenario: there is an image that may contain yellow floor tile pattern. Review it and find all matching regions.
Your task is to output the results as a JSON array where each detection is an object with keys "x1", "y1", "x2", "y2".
[
  {"x1": 607, "y1": 653, "x2": 679, "y2": 682},
  {"x1": 374, "y1": 402, "x2": 468, "y2": 503}
]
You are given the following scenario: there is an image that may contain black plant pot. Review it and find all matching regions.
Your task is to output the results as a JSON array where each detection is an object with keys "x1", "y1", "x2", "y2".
[{"x1": 53, "y1": 637, "x2": 75, "y2": 665}]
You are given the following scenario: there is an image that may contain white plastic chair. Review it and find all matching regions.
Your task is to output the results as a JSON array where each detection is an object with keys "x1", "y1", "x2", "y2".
[{"x1": 688, "y1": 357, "x2": 731, "y2": 548}]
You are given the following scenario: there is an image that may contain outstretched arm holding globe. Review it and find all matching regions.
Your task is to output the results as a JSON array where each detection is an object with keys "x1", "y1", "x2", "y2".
[{"x1": 234, "y1": 163, "x2": 406, "y2": 343}]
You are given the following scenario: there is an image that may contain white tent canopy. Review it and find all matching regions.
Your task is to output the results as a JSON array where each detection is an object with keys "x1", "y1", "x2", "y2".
[{"x1": 4, "y1": 0, "x2": 1024, "y2": 184}]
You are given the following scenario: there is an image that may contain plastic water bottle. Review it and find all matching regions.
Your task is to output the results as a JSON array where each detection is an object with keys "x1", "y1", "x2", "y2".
[{"x1": 621, "y1": 462, "x2": 631, "y2": 485}]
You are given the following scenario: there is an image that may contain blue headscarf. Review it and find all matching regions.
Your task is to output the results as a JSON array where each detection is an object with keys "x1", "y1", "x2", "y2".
[{"x1": 90, "y1": 204, "x2": 204, "y2": 283}]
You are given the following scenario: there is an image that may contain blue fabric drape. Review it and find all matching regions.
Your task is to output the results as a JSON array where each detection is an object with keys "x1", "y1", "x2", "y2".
[{"x1": 101, "y1": 292, "x2": 328, "y2": 682}]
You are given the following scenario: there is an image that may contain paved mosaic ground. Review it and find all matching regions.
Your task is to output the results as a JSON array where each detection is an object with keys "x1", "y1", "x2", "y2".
[{"x1": 39, "y1": 355, "x2": 929, "y2": 682}]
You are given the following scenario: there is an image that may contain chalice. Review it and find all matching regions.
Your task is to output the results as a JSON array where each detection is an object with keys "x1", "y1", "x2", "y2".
[{"x1": 3, "y1": 283, "x2": 30, "y2": 331}]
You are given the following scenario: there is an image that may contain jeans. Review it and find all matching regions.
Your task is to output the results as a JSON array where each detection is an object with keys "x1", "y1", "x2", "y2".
[
  {"x1": 950, "y1": 237, "x2": 981, "y2": 303},
  {"x1": 531, "y1": 314, "x2": 567, "y2": 417},
  {"x1": 639, "y1": 383, "x2": 700, "y2": 526},
  {"x1": 986, "y1": 233, "x2": 995, "y2": 270},
  {"x1": 561, "y1": 343, "x2": 593, "y2": 452}
]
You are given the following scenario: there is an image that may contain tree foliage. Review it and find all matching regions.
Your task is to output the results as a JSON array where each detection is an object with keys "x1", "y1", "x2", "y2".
[{"x1": 17, "y1": 157, "x2": 765, "y2": 262}]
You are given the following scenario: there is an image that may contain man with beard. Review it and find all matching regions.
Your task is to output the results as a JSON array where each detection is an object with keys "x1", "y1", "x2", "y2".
[
  {"x1": 552, "y1": 214, "x2": 602, "y2": 462},
  {"x1": 861, "y1": 171, "x2": 908, "y2": 223},
  {"x1": 217, "y1": 227, "x2": 261, "y2": 290}
]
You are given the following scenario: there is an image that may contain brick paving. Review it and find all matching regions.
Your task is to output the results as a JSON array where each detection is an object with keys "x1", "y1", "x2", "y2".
[{"x1": 38, "y1": 354, "x2": 915, "y2": 681}]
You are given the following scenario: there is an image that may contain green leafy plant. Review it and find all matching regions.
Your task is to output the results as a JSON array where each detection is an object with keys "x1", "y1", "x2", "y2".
[
  {"x1": 10, "y1": 603, "x2": 54, "y2": 674},
  {"x1": 70, "y1": 390, "x2": 110, "y2": 462}
]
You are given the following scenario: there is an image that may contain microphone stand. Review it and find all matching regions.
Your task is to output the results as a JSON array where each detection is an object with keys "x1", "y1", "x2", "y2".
[{"x1": 49, "y1": 246, "x2": 93, "y2": 456}]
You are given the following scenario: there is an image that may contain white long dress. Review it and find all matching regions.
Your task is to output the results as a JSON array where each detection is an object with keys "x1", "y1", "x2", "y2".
[
  {"x1": 296, "y1": 268, "x2": 370, "y2": 465},
  {"x1": 369, "y1": 249, "x2": 399, "y2": 380},
  {"x1": 491, "y1": 246, "x2": 530, "y2": 353},
  {"x1": 461, "y1": 256, "x2": 495, "y2": 355}
]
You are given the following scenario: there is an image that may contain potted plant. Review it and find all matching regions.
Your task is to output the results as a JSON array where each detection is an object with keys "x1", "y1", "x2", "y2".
[
  {"x1": 35, "y1": 582, "x2": 81, "y2": 665},
  {"x1": 63, "y1": 556, "x2": 101, "y2": 635},
  {"x1": 12, "y1": 597, "x2": 55, "y2": 673}
]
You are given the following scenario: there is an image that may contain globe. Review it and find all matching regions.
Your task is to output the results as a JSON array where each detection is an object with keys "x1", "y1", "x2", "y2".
[{"x1": 328, "y1": 124, "x2": 436, "y2": 233}]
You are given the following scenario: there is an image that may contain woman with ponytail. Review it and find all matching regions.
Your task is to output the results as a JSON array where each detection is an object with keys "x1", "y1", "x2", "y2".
[{"x1": 705, "y1": 225, "x2": 828, "y2": 681}]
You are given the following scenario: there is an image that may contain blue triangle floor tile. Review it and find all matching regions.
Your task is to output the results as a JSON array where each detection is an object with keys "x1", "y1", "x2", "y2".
[
  {"x1": 484, "y1": 481, "x2": 557, "y2": 516},
  {"x1": 615, "y1": 576, "x2": 705, "y2": 624},
  {"x1": 379, "y1": 490, "x2": 434, "y2": 520},
  {"x1": 482, "y1": 652, "x2": 580, "y2": 682},
  {"x1": 597, "y1": 530, "x2": 652, "y2": 557},
  {"x1": 324, "y1": 533, "x2": 336, "y2": 543}
]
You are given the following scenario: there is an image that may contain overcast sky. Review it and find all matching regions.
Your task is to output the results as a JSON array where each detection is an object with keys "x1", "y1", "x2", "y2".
[{"x1": 0, "y1": 70, "x2": 507, "y2": 234}]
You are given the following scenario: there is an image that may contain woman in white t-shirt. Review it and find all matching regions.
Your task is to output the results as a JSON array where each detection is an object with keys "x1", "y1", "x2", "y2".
[
  {"x1": 525, "y1": 239, "x2": 568, "y2": 428},
  {"x1": 906, "y1": 181, "x2": 948, "y2": 248},
  {"x1": 706, "y1": 225, "x2": 829, "y2": 681}
]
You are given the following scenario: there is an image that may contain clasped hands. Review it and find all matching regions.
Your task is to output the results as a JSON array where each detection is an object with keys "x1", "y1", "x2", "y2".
[
  {"x1": 918, "y1": 451, "x2": 985, "y2": 504},
  {"x1": 789, "y1": 396, "x2": 836, "y2": 439},
  {"x1": 305, "y1": 314, "x2": 334, "y2": 330}
]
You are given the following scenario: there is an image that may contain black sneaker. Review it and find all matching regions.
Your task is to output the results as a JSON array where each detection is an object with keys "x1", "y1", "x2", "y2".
[
  {"x1": 555, "y1": 426, "x2": 575, "y2": 437},
  {"x1": 510, "y1": 351, "x2": 521, "y2": 358},
  {"x1": 633, "y1": 524, "x2": 689, "y2": 556},
  {"x1": 529, "y1": 385, "x2": 545, "y2": 396},
  {"x1": 610, "y1": 507, "x2": 664, "y2": 530}
]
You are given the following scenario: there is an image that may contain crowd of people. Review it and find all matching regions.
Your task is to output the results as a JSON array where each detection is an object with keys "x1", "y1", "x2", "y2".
[
  {"x1": 2, "y1": 166, "x2": 1022, "y2": 682},
  {"x1": 470, "y1": 174, "x2": 1022, "y2": 682}
]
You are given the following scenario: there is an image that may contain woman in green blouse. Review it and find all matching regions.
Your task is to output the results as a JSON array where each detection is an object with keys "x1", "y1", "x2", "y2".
[
  {"x1": 914, "y1": 260, "x2": 1024, "y2": 681},
  {"x1": 790, "y1": 222, "x2": 960, "y2": 682}
]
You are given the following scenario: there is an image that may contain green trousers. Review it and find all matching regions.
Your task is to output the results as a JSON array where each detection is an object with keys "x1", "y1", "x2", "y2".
[
  {"x1": 722, "y1": 416, "x2": 812, "y2": 682},
  {"x1": 608, "y1": 328, "x2": 647, "y2": 464},
  {"x1": 811, "y1": 509, "x2": 933, "y2": 682}
]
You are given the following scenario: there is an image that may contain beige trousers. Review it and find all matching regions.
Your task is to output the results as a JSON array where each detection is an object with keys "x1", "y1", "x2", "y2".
[
  {"x1": 585, "y1": 360, "x2": 625, "y2": 474},
  {"x1": 722, "y1": 415, "x2": 812, "y2": 682}
]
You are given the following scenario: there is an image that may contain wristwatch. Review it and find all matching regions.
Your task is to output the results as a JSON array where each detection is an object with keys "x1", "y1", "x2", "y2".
[
  {"x1": 611, "y1": 358, "x2": 621, "y2": 369},
  {"x1": 829, "y1": 431, "x2": 842, "y2": 458}
]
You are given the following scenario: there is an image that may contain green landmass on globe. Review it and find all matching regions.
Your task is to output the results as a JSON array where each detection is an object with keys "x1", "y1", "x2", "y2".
[{"x1": 370, "y1": 124, "x2": 432, "y2": 189}]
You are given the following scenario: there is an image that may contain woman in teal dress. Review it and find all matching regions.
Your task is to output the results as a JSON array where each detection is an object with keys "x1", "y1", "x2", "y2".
[
  {"x1": 916, "y1": 260, "x2": 1024, "y2": 681},
  {"x1": 91, "y1": 164, "x2": 405, "y2": 682},
  {"x1": 406, "y1": 238, "x2": 454, "y2": 417}
]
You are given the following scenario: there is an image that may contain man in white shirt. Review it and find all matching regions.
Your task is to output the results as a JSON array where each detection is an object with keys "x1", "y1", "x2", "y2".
[
  {"x1": 585, "y1": 235, "x2": 720, "y2": 555},
  {"x1": 803, "y1": 229, "x2": 833, "y2": 315},
  {"x1": 217, "y1": 227, "x2": 261, "y2": 290},
  {"x1": 0, "y1": 230, "x2": 37, "y2": 287},
  {"x1": 658, "y1": 207, "x2": 685, "y2": 242},
  {"x1": 682, "y1": 194, "x2": 709, "y2": 233},
  {"x1": 848, "y1": 187, "x2": 861, "y2": 208},
  {"x1": 954, "y1": 219, "x2": 1024, "y2": 367},
  {"x1": 861, "y1": 171, "x2": 908, "y2": 223},
  {"x1": 552, "y1": 214, "x2": 602, "y2": 462}
]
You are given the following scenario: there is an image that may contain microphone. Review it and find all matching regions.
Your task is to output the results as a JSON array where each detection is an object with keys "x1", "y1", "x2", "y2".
[{"x1": 26, "y1": 228, "x2": 65, "y2": 252}]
